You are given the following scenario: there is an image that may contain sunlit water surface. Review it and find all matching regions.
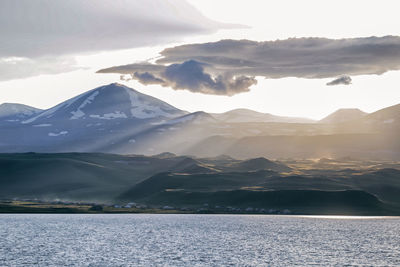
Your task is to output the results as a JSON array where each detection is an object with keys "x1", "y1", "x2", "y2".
[{"x1": 0, "y1": 214, "x2": 399, "y2": 266}]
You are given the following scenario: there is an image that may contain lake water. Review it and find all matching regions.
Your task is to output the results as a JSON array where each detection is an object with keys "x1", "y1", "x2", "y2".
[{"x1": 0, "y1": 214, "x2": 399, "y2": 266}]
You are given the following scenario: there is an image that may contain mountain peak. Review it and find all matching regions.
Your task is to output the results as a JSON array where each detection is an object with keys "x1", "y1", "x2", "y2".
[
  {"x1": 100, "y1": 82, "x2": 135, "y2": 91},
  {"x1": 0, "y1": 103, "x2": 42, "y2": 121},
  {"x1": 22, "y1": 83, "x2": 186, "y2": 124},
  {"x1": 319, "y1": 108, "x2": 368, "y2": 124},
  {"x1": 337, "y1": 108, "x2": 364, "y2": 112}
]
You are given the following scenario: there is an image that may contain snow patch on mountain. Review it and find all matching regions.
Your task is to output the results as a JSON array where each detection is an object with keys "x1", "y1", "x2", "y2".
[
  {"x1": 22, "y1": 91, "x2": 94, "y2": 124},
  {"x1": 70, "y1": 91, "x2": 99, "y2": 120},
  {"x1": 33, "y1": 124, "x2": 52, "y2": 127},
  {"x1": 150, "y1": 120, "x2": 166, "y2": 125},
  {"x1": 123, "y1": 87, "x2": 179, "y2": 119},
  {"x1": 48, "y1": 131, "x2": 68, "y2": 137},
  {"x1": 89, "y1": 111, "x2": 127, "y2": 120}
]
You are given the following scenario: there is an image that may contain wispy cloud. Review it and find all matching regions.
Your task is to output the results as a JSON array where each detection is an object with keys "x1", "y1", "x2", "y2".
[{"x1": 0, "y1": 57, "x2": 78, "y2": 81}]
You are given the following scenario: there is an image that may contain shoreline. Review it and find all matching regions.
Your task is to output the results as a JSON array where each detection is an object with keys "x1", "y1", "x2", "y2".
[{"x1": 2, "y1": 200, "x2": 399, "y2": 216}]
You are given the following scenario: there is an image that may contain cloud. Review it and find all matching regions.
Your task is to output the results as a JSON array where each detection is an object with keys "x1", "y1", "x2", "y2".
[
  {"x1": 133, "y1": 72, "x2": 166, "y2": 85},
  {"x1": 98, "y1": 36, "x2": 400, "y2": 95},
  {"x1": 157, "y1": 37, "x2": 400, "y2": 78},
  {"x1": 326, "y1": 75, "x2": 352, "y2": 86},
  {"x1": 0, "y1": 0, "x2": 225, "y2": 80},
  {"x1": 107, "y1": 60, "x2": 257, "y2": 95},
  {"x1": 0, "y1": 57, "x2": 78, "y2": 81},
  {"x1": 163, "y1": 60, "x2": 257, "y2": 95}
]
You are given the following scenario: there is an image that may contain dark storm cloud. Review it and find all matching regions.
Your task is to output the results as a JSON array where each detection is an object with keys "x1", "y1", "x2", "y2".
[
  {"x1": 98, "y1": 36, "x2": 400, "y2": 95},
  {"x1": 0, "y1": 0, "x2": 225, "y2": 80},
  {"x1": 326, "y1": 75, "x2": 352, "y2": 86}
]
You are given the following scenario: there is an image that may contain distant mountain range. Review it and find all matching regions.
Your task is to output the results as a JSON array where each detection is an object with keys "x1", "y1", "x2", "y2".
[
  {"x1": 212, "y1": 109, "x2": 315, "y2": 124},
  {"x1": 0, "y1": 83, "x2": 399, "y2": 160}
]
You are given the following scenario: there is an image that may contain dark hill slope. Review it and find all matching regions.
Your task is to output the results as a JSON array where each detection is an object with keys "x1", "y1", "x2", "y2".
[
  {"x1": 229, "y1": 157, "x2": 292, "y2": 172},
  {"x1": 0, "y1": 153, "x2": 195, "y2": 202},
  {"x1": 118, "y1": 168, "x2": 400, "y2": 215}
]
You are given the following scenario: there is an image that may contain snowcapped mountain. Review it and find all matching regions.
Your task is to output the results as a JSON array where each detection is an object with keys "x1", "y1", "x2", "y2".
[
  {"x1": 23, "y1": 83, "x2": 185, "y2": 124},
  {"x1": 0, "y1": 83, "x2": 187, "y2": 152},
  {"x1": 0, "y1": 103, "x2": 42, "y2": 123}
]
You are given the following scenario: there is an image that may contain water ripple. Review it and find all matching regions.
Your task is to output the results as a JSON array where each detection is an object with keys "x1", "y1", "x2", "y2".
[{"x1": 0, "y1": 214, "x2": 399, "y2": 266}]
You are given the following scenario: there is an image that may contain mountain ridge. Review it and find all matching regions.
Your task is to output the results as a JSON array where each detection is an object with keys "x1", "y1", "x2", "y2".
[
  {"x1": 213, "y1": 108, "x2": 316, "y2": 124},
  {"x1": 0, "y1": 103, "x2": 42, "y2": 122},
  {"x1": 0, "y1": 83, "x2": 398, "y2": 159}
]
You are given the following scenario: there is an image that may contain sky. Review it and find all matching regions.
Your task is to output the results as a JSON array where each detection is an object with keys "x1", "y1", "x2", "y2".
[{"x1": 0, "y1": 0, "x2": 400, "y2": 120}]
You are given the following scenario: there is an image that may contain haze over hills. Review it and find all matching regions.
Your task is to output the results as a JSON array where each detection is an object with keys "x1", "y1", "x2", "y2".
[
  {"x1": 364, "y1": 103, "x2": 400, "y2": 125},
  {"x1": 318, "y1": 108, "x2": 367, "y2": 124},
  {"x1": 186, "y1": 103, "x2": 400, "y2": 159},
  {"x1": 212, "y1": 109, "x2": 315, "y2": 123},
  {"x1": 0, "y1": 83, "x2": 399, "y2": 160}
]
